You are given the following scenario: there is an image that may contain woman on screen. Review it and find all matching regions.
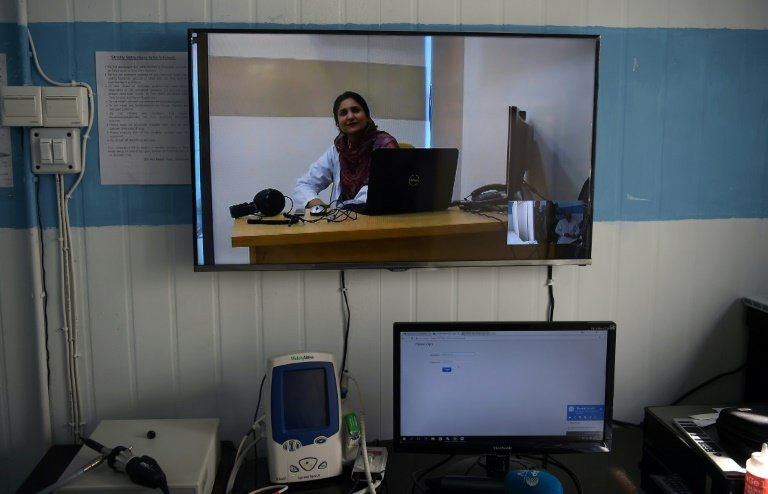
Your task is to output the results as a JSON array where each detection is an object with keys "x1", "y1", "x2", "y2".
[{"x1": 293, "y1": 91, "x2": 399, "y2": 209}]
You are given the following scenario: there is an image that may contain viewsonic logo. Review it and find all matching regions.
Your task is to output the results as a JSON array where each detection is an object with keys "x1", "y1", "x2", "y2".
[{"x1": 290, "y1": 354, "x2": 315, "y2": 361}]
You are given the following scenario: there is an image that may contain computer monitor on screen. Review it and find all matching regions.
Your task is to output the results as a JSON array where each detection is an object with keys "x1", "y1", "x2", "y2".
[{"x1": 393, "y1": 321, "x2": 616, "y2": 460}]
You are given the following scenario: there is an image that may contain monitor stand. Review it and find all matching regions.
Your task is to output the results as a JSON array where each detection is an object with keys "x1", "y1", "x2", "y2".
[
  {"x1": 423, "y1": 454, "x2": 564, "y2": 493},
  {"x1": 423, "y1": 455, "x2": 509, "y2": 493}
]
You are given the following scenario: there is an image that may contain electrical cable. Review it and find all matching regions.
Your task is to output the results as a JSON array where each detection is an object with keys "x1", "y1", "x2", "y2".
[
  {"x1": 35, "y1": 453, "x2": 106, "y2": 494},
  {"x1": 546, "y1": 265, "x2": 554, "y2": 321},
  {"x1": 358, "y1": 414, "x2": 376, "y2": 493},
  {"x1": 248, "y1": 485, "x2": 288, "y2": 493},
  {"x1": 225, "y1": 435, "x2": 261, "y2": 494},
  {"x1": 252, "y1": 375, "x2": 267, "y2": 482},
  {"x1": 410, "y1": 455, "x2": 455, "y2": 494},
  {"x1": 34, "y1": 178, "x2": 51, "y2": 387},
  {"x1": 670, "y1": 363, "x2": 746, "y2": 406},
  {"x1": 540, "y1": 455, "x2": 582, "y2": 494},
  {"x1": 27, "y1": 24, "x2": 95, "y2": 441},
  {"x1": 339, "y1": 270, "x2": 352, "y2": 384}
]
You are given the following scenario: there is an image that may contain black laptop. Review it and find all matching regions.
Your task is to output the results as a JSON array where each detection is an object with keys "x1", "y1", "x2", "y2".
[{"x1": 357, "y1": 147, "x2": 459, "y2": 215}]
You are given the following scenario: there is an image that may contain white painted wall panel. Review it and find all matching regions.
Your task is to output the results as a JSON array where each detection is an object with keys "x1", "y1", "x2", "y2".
[
  {"x1": 73, "y1": 0, "x2": 118, "y2": 22},
  {"x1": 417, "y1": 0, "x2": 458, "y2": 25},
  {"x1": 588, "y1": 0, "x2": 626, "y2": 28},
  {"x1": 255, "y1": 0, "x2": 299, "y2": 24},
  {"x1": 0, "y1": 229, "x2": 50, "y2": 493},
  {"x1": 298, "y1": 0, "x2": 341, "y2": 24},
  {"x1": 166, "y1": 0, "x2": 209, "y2": 23},
  {"x1": 544, "y1": 0, "x2": 585, "y2": 28},
  {"x1": 13, "y1": 0, "x2": 768, "y2": 28},
  {"x1": 625, "y1": 0, "x2": 668, "y2": 29},
  {"x1": 3, "y1": 218, "x2": 768, "y2": 487},
  {"x1": 503, "y1": 0, "x2": 544, "y2": 26},
  {"x1": 344, "y1": 0, "x2": 384, "y2": 26},
  {"x1": 381, "y1": 0, "x2": 416, "y2": 25},
  {"x1": 211, "y1": 0, "x2": 249, "y2": 23},
  {"x1": 460, "y1": 0, "x2": 502, "y2": 26},
  {"x1": 38, "y1": 219, "x2": 760, "y2": 447},
  {"x1": 118, "y1": 0, "x2": 163, "y2": 23}
]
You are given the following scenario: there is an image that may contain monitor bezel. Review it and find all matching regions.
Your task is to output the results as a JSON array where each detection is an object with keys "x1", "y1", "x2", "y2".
[
  {"x1": 392, "y1": 321, "x2": 616, "y2": 455},
  {"x1": 189, "y1": 28, "x2": 601, "y2": 271}
]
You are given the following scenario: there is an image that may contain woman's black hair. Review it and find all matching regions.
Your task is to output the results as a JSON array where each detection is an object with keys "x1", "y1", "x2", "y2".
[{"x1": 332, "y1": 91, "x2": 371, "y2": 125}]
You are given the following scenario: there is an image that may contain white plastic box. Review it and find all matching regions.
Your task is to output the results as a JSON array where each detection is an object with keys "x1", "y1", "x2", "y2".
[{"x1": 59, "y1": 418, "x2": 220, "y2": 494}]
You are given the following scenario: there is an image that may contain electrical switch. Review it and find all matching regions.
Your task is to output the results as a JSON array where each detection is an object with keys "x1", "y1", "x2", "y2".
[
  {"x1": 52, "y1": 138, "x2": 68, "y2": 163},
  {"x1": 39, "y1": 138, "x2": 53, "y2": 164},
  {"x1": 30, "y1": 128, "x2": 82, "y2": 174}
]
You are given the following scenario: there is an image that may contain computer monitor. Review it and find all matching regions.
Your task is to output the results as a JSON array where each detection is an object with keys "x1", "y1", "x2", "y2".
[{"x1": 393, "y1": 321, "x2": 616, "y2": 456}]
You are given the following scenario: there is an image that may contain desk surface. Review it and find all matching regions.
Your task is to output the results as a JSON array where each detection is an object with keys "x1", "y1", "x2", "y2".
[
  {"x1": 21, "y1": 427, "x2": 643, "y2": 493},
  {"x1": 232, "y1": 207, "x2": 507, "y2": 247},
  {"x1": 230, "y1": 207, "x2": 548, "y2": 265},
  {"x1": 235, "y1": 428, "x2": 643, "y2": 493}
]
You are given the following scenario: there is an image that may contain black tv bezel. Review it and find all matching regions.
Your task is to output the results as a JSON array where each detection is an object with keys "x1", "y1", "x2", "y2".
[
  {"x1": 188, "y1": 28, "x2": 601, "y2": 272},
  {"x1": 392, "y1": 321, "x2": 616, "y2": 455}
]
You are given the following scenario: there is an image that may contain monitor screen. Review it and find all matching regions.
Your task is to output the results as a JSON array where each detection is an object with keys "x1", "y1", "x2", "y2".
[
  {"x1": 393, "y1": 321, "x2": 615, "y2": 455},
  {"x1": 189, "y1": 29, "x2": 599, "y2": 271}
]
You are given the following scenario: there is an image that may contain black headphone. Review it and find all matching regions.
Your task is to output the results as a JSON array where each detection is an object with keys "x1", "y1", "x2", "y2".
[{"x1": 230, "y1": 188, "x2": 286, "y2": 218}]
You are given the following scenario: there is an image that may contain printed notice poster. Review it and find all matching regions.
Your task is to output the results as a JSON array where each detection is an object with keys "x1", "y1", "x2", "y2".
[
  {"x1": 0, "y1": 53, "x2": 12, "y2": 188},
  {"x1": 96, "y1": 52, "x2": 190, "y2": 184}
]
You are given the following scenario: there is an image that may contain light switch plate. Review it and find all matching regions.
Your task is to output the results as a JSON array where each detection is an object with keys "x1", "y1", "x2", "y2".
[
  {"x1": 42, "y1": 86, "x2": 89, "y2": 127},
  {"x1": 1, "y1": 86, "x2": 43, "y2": 126},
  {"x1": 30, "y1": 128, "x2": 82, "y2": 174}
]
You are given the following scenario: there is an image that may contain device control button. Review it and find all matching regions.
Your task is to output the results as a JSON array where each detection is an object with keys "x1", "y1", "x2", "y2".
[
  {"x1": 289, "y1": 465, "x2": 299, "y2": 473},
  {"x1": 315, "y1": 436, "x2": 327, "y2": 444},
  {"x1": 299, "y1": 457, "x2": 318, "y2": 471},
  {"x1": 283, "y1": 439, "x2": 302, "y2": 451},
  {"x1": 318, "y1": 461, "x2": 327, "y2": 469}
]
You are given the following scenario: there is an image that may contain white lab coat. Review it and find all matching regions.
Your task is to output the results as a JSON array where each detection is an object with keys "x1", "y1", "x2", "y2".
[{"x1": 292, "y1": 145, "x2": 368, "y2": 208}]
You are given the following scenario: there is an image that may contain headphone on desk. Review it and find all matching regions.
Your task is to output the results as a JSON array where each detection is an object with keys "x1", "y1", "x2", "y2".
[{"x1": 230, "y1": 188, "x2": 286, "y2": 218}]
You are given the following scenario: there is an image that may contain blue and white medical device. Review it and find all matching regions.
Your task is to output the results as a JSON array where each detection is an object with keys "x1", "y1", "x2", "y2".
[{"x1": 265, "y1": 352, "x2": 343, "y2": 483}]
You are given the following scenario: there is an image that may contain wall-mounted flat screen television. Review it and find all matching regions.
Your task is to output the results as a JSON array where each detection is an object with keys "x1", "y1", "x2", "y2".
[{"x1": 189, "y1": 29, "x2": 599, "y2": 271}]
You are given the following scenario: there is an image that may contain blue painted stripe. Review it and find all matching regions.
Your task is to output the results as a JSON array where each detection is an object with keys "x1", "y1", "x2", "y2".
[{"x1": 0, "y1": 22, "x2": 766, "y2": 228}]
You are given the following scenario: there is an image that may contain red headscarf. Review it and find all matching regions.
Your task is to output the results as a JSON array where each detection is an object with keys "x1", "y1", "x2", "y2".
[{"x1": 335, "y1": 124, "x2": 398, "y2": 201}]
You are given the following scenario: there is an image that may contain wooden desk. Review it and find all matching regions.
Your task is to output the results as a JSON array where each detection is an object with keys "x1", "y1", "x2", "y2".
[{"x1": 232, "y1": 208, "x2": 513, "y2": 265}]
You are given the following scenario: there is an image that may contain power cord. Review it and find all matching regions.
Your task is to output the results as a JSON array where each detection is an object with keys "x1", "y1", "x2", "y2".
[
  {"x1": 339, "y1": 270, "x2": 352, "y2": 387},
  {"x1": 225, "y1": 415, "x2": 266, "y2": 494},
  {"x1": 670, "y1": 363, "x2": 746, "y2": 405},
  {"x1": 27, "y1": 24, "x2": 96, "y2": 441},
  {"x1": 410, "y1": 455, "x2": 455, "y2": 493},
  {"x1": 546, "y1": 265, "x2": 555, "y2": 321}
]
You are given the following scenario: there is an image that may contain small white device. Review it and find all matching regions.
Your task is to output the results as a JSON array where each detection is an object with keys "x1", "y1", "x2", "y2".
[
  {"x1": 353, "y1": 446, "x2": 388, "y2": 474},
  {"x1": 59, "y1": 418, "x2": 220, "y2": 493},
  {"x1": 265, "y1": 352, "x2": 343, "y2": 483}
]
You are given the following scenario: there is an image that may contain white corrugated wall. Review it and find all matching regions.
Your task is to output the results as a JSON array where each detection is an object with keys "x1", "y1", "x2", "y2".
[{"x1": 1, "y1": 0, "x2": 767, "y2": 492}]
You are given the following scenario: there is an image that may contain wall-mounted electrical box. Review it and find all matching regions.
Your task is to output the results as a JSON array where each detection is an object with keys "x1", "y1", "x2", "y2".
[
  {"x1": 42, "y1": 87, "x2": 89, "y2": 126},
  {"x1": 30, "y1": 128, "x2": 82, "y2": 174},
  {"x1": 1, "y1": 86, "x2": 43, "y2": 126}
]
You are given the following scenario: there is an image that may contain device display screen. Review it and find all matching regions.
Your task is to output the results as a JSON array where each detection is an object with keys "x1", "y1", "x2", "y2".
[{"x1": 283, "y1": 368, "x2": 329, "y2": 429}]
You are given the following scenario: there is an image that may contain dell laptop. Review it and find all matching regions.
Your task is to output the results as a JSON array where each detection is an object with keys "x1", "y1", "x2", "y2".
[{"x1": 360, "y1": 147, "x2": 459, "y2": 215}]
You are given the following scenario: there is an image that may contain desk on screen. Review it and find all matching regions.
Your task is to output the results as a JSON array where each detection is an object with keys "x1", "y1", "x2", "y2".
[{"x1": 231, "y1": 207, "x2": 510, "y2": 265}]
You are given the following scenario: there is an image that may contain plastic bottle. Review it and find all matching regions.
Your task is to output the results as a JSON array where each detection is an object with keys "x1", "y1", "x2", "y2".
[{"x1": 744, "y1": 443, "x2": 768, "y2": 494}]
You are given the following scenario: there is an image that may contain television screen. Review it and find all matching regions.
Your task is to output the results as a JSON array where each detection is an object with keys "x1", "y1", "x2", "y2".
[
  {"x1": 393, "y1": 321, "x2": 616, "y2": 455},
  {"x1": 189, "y1": 29, "x2": 599, "y2": 270}
]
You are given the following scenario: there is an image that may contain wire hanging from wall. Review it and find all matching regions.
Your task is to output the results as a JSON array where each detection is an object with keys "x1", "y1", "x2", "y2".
[{"x1": 26, "y1": 26, "x2": 95, "y2": 442}]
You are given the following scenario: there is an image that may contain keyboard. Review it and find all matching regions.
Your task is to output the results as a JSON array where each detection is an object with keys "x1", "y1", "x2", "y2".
[{"x1": 672, "y1": 418, "x2": 745, "y2": 479}]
